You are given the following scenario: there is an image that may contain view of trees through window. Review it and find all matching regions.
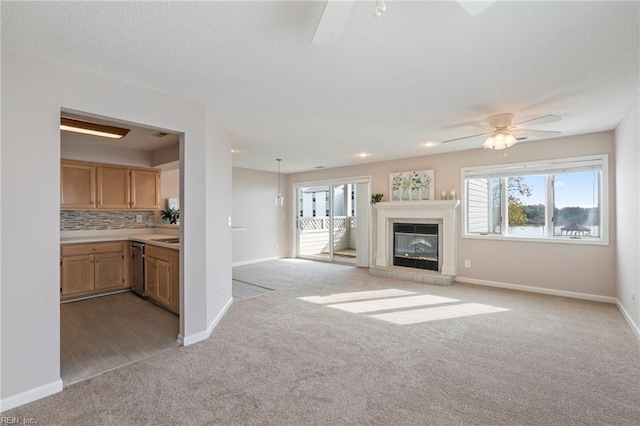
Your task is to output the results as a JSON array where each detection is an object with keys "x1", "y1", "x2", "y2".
[
  {"x1": 466, "y1": 160, "x2": 603, "y2": 241},
  {"x1": 505, "y1": 171, "x2": 600, "y2": 238}
]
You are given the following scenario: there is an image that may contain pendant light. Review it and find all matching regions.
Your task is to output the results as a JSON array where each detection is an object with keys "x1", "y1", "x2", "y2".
[{"x1": 275, "y1": 158, "x2": 284, "y2": 206}]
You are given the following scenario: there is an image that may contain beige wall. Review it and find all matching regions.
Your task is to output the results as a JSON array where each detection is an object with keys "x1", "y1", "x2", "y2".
[
  {"x1": 289, "y1": 131, "x2": 616, "y2": 297},
  {"x1": 161, "y1": 169, "x2": 180, "y2": 203},
  {"x1": 615, "y1": 99, "x2": 640, "y2": 333},
  {"x1": 232, "y1": 167, "x2": 288, "y2": 264}
]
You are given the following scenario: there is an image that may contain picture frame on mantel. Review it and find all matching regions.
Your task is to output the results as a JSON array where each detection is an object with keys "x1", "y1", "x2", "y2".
[{"x1": 389, "y1": 170, "x2": 434, "y2": 201}]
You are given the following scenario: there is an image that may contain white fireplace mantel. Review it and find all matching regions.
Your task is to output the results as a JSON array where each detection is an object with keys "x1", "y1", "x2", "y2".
[{"x1": 374, "y1": 200, "x2": 460, "y2": 275}]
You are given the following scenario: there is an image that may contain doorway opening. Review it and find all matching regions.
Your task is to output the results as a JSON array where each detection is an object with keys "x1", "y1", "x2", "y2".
[
  {"x1": 59, "y1": 109, "x2": 183, "y2": 385},
  {"x1": 295, "y1": 179, "x2": 370, "y2": 266}
]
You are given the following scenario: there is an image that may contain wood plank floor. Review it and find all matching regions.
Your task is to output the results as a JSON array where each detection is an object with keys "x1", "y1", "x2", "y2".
[{"x1": 61, "y1": 292, "x2": 179, "y2": 385}]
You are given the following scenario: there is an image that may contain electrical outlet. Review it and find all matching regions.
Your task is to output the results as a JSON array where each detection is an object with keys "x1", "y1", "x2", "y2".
[
  {"x1": 135, "y1": 214, "x2": 143, "y2": 223},
  {"x1": 464, "y1": 260, "x2": 471, "y2": 268}
]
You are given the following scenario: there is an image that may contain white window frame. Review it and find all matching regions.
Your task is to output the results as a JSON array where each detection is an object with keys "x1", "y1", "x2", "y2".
[{"x1": 461, "y1": 154, "x2": 609, "y2": 245}]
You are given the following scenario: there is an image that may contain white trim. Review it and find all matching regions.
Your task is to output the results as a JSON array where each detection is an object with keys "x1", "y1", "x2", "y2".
[
  {"x1": 616, "y1": 299, "x2": 640, "y2": 341},
  {"x1": 232, "y1": 256, "x2": 280, "y2": 267},
  {"x1": 374, "y1": 200, "x2": 460, "y2": 275},
  {"x1": 461, "y1": 233, "x2": 609, "y2": 246},
  {"x1": 0, "y1": 379, "x2": 63, "y2": 412},
  {"x1": 462, "y1": 154, "x2": 608, "y2": 177},
  {"x1": 178, "y1": 297, "x2": 233, "y2": 346},
  {"x1": 457, "y1": 276, "x2": 617, "y2": 304},
  {"x1": 290, "y1": 175, "x2": 372, "y2": 261}
]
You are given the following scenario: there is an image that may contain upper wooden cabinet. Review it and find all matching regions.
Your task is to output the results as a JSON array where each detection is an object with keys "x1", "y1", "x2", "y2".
[
  {"x1": 61, "y1": 162, "x2": 96, "y2": 209},
  {"x1": 97, "y1": 166, "x2": 130, "y2": 209},
  {"x1": 131, "y1": 169, "x2": 160, "y2": 209},
  {"x1": 61, "y1": 160, "x2": 160, "y2": 210}
]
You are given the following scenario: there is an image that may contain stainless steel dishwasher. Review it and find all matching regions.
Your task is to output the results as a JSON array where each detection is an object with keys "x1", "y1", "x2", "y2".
[{"x1": 130, "y1": 241, "x2": 145, "y2": 296}]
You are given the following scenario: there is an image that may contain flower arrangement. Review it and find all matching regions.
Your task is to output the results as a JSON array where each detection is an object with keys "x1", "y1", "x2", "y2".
[{"x1": 389, "y1": 170, "x2": 434, "y2": 201}]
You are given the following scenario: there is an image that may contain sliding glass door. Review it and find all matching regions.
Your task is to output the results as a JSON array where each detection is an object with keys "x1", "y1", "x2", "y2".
[{"x1": 296, "y1": 180, "x2": 369, "y2": 266}]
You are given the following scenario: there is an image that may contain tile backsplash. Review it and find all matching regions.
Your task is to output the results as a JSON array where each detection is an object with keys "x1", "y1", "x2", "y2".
[{"x1": 60, "y1": 211, "x2": 156, "y2": 231}]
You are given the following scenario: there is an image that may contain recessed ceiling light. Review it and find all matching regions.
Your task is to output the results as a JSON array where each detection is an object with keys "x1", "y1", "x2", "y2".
[
  {"x1": 422, "y1": 141, "x2": 440, "y2": 148},
  {"x1": 60, "y1": 117, "x2": 130, "y2": 139},
  {"x1": 357, "y1": 152, "x2": 371, "y2": 158},
  {"x1": 231, "y1": 149, "x2": 238, "y2": 153},
  {"x1": 314, "y1": 166, "x2": 325, "y2": 169}
]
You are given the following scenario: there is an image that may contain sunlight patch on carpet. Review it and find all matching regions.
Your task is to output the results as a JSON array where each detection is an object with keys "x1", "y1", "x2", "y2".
[
  {"x1": 299, "y1": 289, "x2": 509, "y2": 325},
  {"x1": 370, "y1": 303, "x2": 509, "y2": 325},
  {"x1": 299, "y1": 289, "x2": 416, "y2": 304},
  {"x1": 327, "y1": 294, "x2": 458, "y2": 314}
]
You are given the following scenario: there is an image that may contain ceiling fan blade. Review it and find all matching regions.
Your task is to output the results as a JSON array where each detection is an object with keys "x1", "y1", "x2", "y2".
[
  {"x1": 516, "y1": 129, "x2": 562, "y2": 137},
  {"x1": 513, "y1": 114, "x2": 562, "y2": 127},
  {"x1": 456, "y1": 1, "x2": 497, "y2": 16},
  {"x1": 441, "y1": 131, "x2": 491, "y2": 144},
  {"x1": 312, "y1": 0, "x2": 355, "y2": 46}
]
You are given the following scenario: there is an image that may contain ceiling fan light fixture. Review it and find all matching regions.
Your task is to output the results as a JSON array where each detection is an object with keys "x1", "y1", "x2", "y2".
[
  {"x1": 483, "y1": 131, "x2": 517, "y2": 150},
  {"x1": 374, "y1": 0, "x2": 386, "y2": 17}
]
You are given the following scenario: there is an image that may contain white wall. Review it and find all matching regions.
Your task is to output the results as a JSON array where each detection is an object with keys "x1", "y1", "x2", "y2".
[
  {"x1": 61, "y1": 135, "x2": 153, "y2": 167},
  {"x1": 289, "y1": 131, "x2": 616, "y2": 298},
  {"x1": 0, "y1": 49, "x2": 233, "y2": 410},
  {"x1": 614, "y1": 99, "x2": 640, "y2": 335},
  {"x1": 232, "y1": 167, "x2": 288, "y2": 264}
]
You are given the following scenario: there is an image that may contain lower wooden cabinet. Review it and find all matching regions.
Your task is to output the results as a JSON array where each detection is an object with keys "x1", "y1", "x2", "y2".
[
  {"x1": 61, "y1": 242, "x2": 128, "y2": 300},
  {"x1": 145, "y1": 245, "x2": 179, "y2": 314}
]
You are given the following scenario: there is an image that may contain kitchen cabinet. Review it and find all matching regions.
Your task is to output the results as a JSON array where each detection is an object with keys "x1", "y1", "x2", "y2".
[
  {"x1": 97, "y1": 166, "x2": 130, "y2": 209},
  {"x1": 131, "y1": 169, "x2": 160, "y2": 209},
  {"x1": 61, "y1": 159, "x2": 160, "y2": 210},
  {"x1": 145, "y1": 245, "x2": 179, "y2": 314},
  {"x1": 61, "y1": 162, "x2": 96, "y2": 209},
  {"x1": 61, "y1": 242, "x2": 128, "y2": 300}
]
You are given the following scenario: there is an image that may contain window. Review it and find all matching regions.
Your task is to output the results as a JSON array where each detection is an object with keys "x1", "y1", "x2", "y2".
[{"x1": 462, "y1": 155, "x2": 608, "y2": 244}]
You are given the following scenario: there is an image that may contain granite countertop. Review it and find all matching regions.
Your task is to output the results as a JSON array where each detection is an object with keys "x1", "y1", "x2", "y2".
[{"x1": 60, "y1": 233, "x2": 180, "y2": 249}]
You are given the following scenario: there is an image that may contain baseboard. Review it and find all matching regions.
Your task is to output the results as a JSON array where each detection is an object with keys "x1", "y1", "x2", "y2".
[
  {"x1": 178, "y1": 297, "x2": 233, "y2": 346},
  {"x1": 456, "y1": 276, "x2": 617, "y2": 304},
  {"x1": 0, "y1": 378, "x2": 63, "y2": 412},
  {"x1": 232, "y1": 256, "x2": 280, "y2": 267},
  {"x1": 616, "y1": 299, "x2": 640, "y2": 341}
]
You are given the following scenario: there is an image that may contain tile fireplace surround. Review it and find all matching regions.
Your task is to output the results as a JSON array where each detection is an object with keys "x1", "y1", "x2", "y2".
[{"x1": 371, "y1": 200, "x2": 460, "y2": 286}]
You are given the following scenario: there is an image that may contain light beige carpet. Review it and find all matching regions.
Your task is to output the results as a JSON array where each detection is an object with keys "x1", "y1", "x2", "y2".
[{"x1": 5, "y1": 259, "x2": 640, "y2": 425}]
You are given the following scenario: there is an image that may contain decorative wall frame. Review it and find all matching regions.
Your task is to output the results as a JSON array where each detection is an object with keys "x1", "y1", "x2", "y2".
[{"x1": 389, "y1": 170, "x2": 434, "y2": 201}]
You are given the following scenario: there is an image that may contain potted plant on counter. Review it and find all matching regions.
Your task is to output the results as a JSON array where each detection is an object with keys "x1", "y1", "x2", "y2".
[{"x1": 160, "y1": 207, "x2": 180, "y2": 225}]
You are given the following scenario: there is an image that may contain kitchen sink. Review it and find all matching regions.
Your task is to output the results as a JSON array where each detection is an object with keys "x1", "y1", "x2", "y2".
[{"x1": 154, "y1": 237, "x2": 180, "y2": 244}]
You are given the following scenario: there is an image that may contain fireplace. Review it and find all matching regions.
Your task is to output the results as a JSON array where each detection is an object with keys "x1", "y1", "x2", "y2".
[
  {"x1": 393, "y1": 223, "x2": 438, "y2": 271},
  {"x1": 372, "y1": 200, "x2": 460, "y2": 279}
]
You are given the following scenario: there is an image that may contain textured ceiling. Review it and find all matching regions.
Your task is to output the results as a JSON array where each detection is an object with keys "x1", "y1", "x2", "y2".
[{"x1": 2, "y1": 1, "x2": 639, "y2": 173}]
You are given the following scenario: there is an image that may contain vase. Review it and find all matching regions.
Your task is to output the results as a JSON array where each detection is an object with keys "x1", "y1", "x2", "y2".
[
  {"x1": 392, "y1": 189, "x2": 400, "y2": 201},
  {"x1": 411, "y1": 188, "x2": 420, "y2": 200},
  {"x1": 402, "y1": 188, "x2": 410, "y2": 201},
  {"x1": 421, "y1": 186, "x2": 430, "y2": 200}
]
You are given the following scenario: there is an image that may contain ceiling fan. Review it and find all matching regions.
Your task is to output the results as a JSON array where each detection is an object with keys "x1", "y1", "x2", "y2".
[
  {"x1": 312, "y1": 0, "x2": 497, "y2": 45},
  {"x1": 440, "y1": 113, "x2": 562, "y2": 150}
]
